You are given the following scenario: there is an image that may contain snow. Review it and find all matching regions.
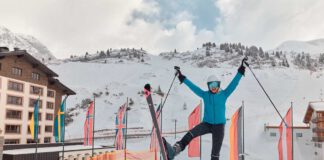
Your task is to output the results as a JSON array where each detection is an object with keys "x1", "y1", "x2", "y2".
[
  {"x1": 310, "y1": 101, "x2": 324, "y2": 111},
  {"x1": 0, "y1": 25, "x2": 56, "y2": 62},
  {"x1": 275, "y1": 39, "x2": 324, "y2": 54},
  {"x1": 47, "y1": 53, "x2": 324, "y2": 160}
]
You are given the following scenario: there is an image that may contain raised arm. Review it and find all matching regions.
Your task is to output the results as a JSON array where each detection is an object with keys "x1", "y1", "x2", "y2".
[
  {"x1": 176, "y1": 68, "x2": 204, "y2": 98},
  {"x1": 183, "y1": 78, "x2": 204, "y2": 97},
  {"x1": 223, "y1": 72, "x2": 242, "y2": 97},
  {"x1": 223, "y1": 57, "x2": 247, "y2": 97}
]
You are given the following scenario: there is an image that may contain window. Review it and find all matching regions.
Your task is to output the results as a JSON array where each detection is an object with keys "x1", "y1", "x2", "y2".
[
  {"x1": 47, "y1": 90, "x2": 55, "y2": 97},
  {"x1": 270, "y1": 132, "x2": 276, "y2": 137},
  {"x1": 27, "y1": 139, "x2": 39, "y2": 144},
  {"x1": 27, "y1": 125, "x2": 41, "y2": 134},
  {"x1": 29, "y1": 99, "x2": 42, "y2": 108},
  {"x1": 12, "y1": 67, "x2": 22, "y2": 76},
  {"x1": 46, "y1": 113, "x2": 53, "y2": 121},
  {"x1": 5, "y1": 139, "x2": 20, "y2": 144},
  {"x1": 45, "y1": 126, "x2": 53, "y2": 132},
  {"x1": 30, "y1": 86, "x2": 43, "y2": 95},
  {"x1": 28, "y1": 112, "x2": 42, "y2": 121},
  {"x1": 44, "y1": 137, "x2": 51, "y2": 143},
  {"x1": 6, "y1": 110, "x2": 22, "y2": 119},
  {"x1": 7, "y1": 95, "x2": 23, "y2": 105},
  {"x1": 47, "y1": 102, "x2": 54, "y2": 109},
  {"x1": 296, "y1": 133, "x2": 303, "y2": 137},
  {"x1": 5, "y1": 125, "x2": 21, "y2": 134},
  {"x1": 32, "y1": 72, "x2": 40, "y2": 80},
  {"x1": 8, "y1": 81, "x2": 24, "y2": 92}
]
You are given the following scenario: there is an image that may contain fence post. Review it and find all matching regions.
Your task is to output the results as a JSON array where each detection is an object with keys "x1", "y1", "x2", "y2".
[{"x1": 0, "y1": 129, "x2": 3, "y2": 160}]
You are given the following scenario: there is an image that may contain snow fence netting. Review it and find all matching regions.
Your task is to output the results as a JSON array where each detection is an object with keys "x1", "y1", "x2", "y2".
[{"x1": 88, "y1": 150, "x2": 156, "y2": 160}]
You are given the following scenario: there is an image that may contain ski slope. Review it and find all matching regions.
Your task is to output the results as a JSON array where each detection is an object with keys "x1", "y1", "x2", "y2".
[{"x1": 49, "y1": 55, "x2": 324, "y2": 160}]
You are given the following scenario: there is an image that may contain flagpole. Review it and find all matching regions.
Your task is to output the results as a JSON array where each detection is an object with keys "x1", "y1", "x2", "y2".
[
  {"x1": 242, "y1": 101, "x2": 245, "y2": 160},
  {"x1": 62, "y1": 96, "x2": 68, "y2": 160},
  {"x1": 291, "y1": 102, "x2": 294, "y2": 160},
  {"x1": 160, "y1": 98, "x2": 163, "y2": 160},
  {"x1": 35, "y1": 96, "x2": 40, "y2": 160},
  {"x1": 200, "y1": 100, "x2": 202, "y2": 160},
  {"x1": 92, "y1": 96, "x2": 96, "y2": 158},
  {"x1": 124, "y1": 98, "x2": 129, "y2": 160}
]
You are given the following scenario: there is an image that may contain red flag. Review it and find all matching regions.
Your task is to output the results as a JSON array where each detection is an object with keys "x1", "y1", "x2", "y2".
[
  {"x1": 188, "y1": 103, "x2": 201, "y2": 157},
  {"x1": 115, "y1": 103, "x2": 127, "y2": 150},
  {"x1": 278, "y1": 107, "x2": 292, "y2": 160},
  {"x1": 230, "y1": 107, "x2": 243, "y2": 160},
  {"x1": 83, "y1": 101, "x2": 94, "y2": 146}
]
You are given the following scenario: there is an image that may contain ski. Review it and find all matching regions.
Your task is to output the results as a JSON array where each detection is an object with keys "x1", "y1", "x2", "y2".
[{"x1": 144, "y1": 84, "x2": 168, "y2": 160}]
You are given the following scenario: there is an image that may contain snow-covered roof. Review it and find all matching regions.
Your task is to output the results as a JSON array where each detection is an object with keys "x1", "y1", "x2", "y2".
[
  {"x1": 303, "y1": 101, "x2": 324, "y2": 123},
  {"x1": 309, "y1": 101, "x2": 324, "y2": 111}
]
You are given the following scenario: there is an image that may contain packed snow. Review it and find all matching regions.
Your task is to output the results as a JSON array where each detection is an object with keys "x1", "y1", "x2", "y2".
[
  {"x1": 276, "y1": 39, "x2": 324, "y2": 55},
  {"x1": 48, "y1": 53, "x2": 324, "y2": 160}
]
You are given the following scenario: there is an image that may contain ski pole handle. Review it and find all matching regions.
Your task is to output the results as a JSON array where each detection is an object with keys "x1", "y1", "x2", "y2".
[
  {"x1": 174, "y1": 66, "x2": 181, "y2": 75},
  {"x1": 243, "y1": 56, "x2": 249, "y2": 67}
]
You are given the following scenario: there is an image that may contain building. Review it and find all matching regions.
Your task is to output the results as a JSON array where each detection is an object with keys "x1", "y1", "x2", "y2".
[
  {"x1": 0, "y1": 47, "x2": 75, "y2": 144},
  {"x1": 303, "y1": 101, "x2": 324, "y2": 159},
  {"x1": 264, "y1": 123, "x2": 311, "y2": 140}
]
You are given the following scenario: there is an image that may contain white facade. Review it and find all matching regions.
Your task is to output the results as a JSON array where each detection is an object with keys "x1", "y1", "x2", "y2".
[
  {"x1": 0, "y1": 76, "x2": 55, "y2": 144},
  {"x1": 264, "y1": 124, "x2": 315, "y2": 160}
]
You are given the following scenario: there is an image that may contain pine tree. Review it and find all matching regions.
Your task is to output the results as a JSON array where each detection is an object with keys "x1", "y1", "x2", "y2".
[
  {"x1": 319, "y1": 53, "x2": 324, "y2": 64},
  {"x1": 265, "y1": 52, "x2": 269, "y2": 59}
]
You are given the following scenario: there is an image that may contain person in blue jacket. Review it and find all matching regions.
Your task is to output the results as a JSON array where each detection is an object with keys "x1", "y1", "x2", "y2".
[{"x1": 171, "y1": 58, "x2": 247, "y2": 160}]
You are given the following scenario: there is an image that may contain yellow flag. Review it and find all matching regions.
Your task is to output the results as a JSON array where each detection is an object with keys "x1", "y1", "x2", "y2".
[{"x1": 29, "y1": 113, "x2": 35, "y2": 138}]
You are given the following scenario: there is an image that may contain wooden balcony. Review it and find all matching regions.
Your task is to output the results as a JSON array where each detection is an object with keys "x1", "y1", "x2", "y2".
[
  {"x1": 312, "y1": 136, "x2": 324, "y2": 142},
  {"x1": 312, "y1": 127, "x2": 324, "y2": 133},
  {"x1": 311, "y1": 117, "x2": 324, "y2": 123}
]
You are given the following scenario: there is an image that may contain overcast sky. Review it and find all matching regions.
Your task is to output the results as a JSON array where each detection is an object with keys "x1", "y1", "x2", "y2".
[{"x1": 1, "y1": 0, "x2": 324, "y2": 58}]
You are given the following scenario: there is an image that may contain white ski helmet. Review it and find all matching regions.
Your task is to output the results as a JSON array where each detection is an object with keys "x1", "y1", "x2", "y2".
[{"x1": 207, "y1": 75, "x2": 219, "y2": 83}]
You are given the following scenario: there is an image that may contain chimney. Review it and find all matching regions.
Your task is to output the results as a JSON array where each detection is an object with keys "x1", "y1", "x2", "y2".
[
  {"x1": 0, "y1": 47, "x2": 9, "y2": 52},
  {"x1": 14, "y1": 47, "x2": 20, "y2": 51}
]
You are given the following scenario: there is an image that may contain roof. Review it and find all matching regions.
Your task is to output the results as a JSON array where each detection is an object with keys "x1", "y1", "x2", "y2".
[
  {"x1": 49, "y1": 78, "x2": 76, "y2": 95},
  {"x1": 303, "y1": 101, "x2": 324, "y2": 124},
  {"x1": 0, "y1": 50, "x2": 58, "y2": 77},
  {"x1": 265, "y1": 125, "x2": 310, "y2": 129}
]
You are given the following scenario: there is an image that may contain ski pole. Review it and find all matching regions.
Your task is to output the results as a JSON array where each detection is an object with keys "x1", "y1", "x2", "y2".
[
  {"x1": 156, "y1": 66, "x2": 180, "y2": 119},
  {"x1": 243, "y1": 57, "x2": 288, "y2": 127},
  {"x1": 149, "y1": 66, "x2": 179, "y2": 136}
]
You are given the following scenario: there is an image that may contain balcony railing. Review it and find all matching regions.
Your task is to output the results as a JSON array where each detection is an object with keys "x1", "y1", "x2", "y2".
[
  {"x1": 312, "y1": 136, "x2": 324, "y2": 142},
  {"x1": 312, "y1": 127, "x2": 324, "y2": 133},
  {"x1": 312, "y1": 117, "x2": 324, "y2": 123}
]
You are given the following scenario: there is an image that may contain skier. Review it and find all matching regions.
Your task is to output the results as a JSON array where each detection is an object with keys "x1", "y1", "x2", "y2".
[{"x1": 166, "y1": 58, "x2": 248, "y2": 160}]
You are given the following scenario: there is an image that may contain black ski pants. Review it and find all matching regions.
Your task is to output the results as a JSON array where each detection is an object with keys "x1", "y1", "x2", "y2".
[{"x1": 177, "y1": 122, "x2": 225, "y2": 160}]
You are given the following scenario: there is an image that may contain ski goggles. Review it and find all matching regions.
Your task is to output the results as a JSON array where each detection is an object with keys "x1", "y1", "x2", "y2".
[{"x1": 208, "y1": 81, "x2": 220, "y2": 89}]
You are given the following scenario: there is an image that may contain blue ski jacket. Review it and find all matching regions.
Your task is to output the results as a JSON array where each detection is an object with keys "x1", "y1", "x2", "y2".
[{"x1": 183, "y1": 72, "x2": 243, "y2": 124}]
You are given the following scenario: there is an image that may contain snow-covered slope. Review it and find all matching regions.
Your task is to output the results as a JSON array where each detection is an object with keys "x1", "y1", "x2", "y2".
[
  {"x1": 0, "y1": 26, "x2": 55, "y2": 62},
  {"x1": 276, "y1": 39, "x2": 324, "y2": 54},
  {"x1": 49, "y1": 53, "x2": 324, "y2": 160}
]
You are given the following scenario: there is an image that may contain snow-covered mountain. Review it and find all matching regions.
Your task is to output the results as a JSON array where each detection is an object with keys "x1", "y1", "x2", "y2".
[
  {"x1": 0, "y1": 26, "x2": 55, "y2": 62},
  {"x1": 275, "y1": 39, "x2": 324, "y2": 54},
  {"x1": 48, "y1": 47, "x2": 324, "y2": 159}
]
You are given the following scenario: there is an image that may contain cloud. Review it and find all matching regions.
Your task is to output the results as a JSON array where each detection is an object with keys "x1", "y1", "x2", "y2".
[
  {"x1": 1, "y1": 0, "x2": 324, "y2": 58},
  {"x1": 214, "y1": 0, "x2": 324, "y2": 49}
]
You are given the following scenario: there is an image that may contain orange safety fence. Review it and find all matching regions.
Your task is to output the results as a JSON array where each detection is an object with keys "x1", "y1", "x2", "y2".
[{"x1": 88, "y1": 150, "x2": 157, "y2": 160}]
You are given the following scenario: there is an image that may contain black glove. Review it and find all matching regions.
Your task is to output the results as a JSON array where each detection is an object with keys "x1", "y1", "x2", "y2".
[
  {"x1": 144, "y1": 83, "x2": 151, "y2": 92},
  {"x1": 176, "y1": 69, "x2": 186, "y2": 84},
  {"x1": 238, "y1": 57, "x2": 247, "y2": 75}
]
